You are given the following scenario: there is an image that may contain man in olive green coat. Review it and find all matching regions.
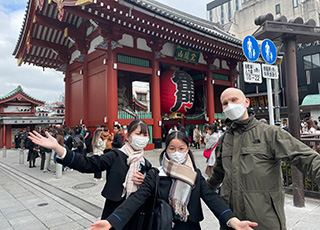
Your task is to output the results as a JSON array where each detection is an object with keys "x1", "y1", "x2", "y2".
[{"x1": 207, "y1": 88, "x2": 320, "y2": 230}]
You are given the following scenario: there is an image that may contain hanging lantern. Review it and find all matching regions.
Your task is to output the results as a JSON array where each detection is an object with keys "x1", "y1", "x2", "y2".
[{"x1": 160, "y1": 70, "x2": 194, "y2": 114}]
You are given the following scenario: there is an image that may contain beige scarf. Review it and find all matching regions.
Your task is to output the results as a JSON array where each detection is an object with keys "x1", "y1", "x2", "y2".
[
  {"x1": 120, "y1": 142, "x2": 144, "y2": 198},
  {"x1": 162, "y1": 155, "x2": 197, "y2": 221}
]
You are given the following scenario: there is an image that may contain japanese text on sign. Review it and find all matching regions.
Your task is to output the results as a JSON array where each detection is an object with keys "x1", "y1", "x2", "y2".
[
  {"x1": 262, "y1": 64, "x2": 279, "y2": 79},
  {"x1": 243, "y1": 62, "x2": 262, "y2": 83},
  {"x1": 175, "y1": 46, "x2": 200, "y2": 64}
]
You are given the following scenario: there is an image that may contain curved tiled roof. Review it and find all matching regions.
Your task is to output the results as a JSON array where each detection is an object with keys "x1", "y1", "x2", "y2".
[
  {"x1": 128, "y1": 0, "x2": 242, "y2": 46},
  {"x1": 0, "y1": 85, "x2": 44, "y2": 104},
  {"x1": 13, "y1": 0, "x2": 244, "y2": 69},
  {"x1": 13, "y1": 0, "x2": 31, "y2": 56}
]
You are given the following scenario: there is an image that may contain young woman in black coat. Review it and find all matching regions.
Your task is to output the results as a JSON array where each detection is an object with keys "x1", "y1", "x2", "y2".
[
  {"x1": 28, "y1": 120, "x2": 152, "y2": 227},
  {"x1": 89, "y1": 131, "x2": 258, "y2": 230}
]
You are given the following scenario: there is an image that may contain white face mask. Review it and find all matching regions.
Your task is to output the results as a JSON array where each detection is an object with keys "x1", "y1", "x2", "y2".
[
  {"x1": 130, "y1": 135, "x2": 149, "y2": 150},
  {"x1": 223, "y1": 100, "x2": 246, "y2": 120},
  {"x1": 168, "y1": 151, "x2": 188, "y2": 164}
]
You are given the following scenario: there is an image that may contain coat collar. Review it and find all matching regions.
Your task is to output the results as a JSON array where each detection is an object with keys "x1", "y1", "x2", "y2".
[{"x1": 227, "y1": 115, "x2": 258, "y2": 133}]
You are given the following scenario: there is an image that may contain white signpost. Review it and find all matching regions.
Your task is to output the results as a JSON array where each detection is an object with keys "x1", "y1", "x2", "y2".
[
  {"x1": 243, "y1": 62, "x2": 262, "y2": 84},
  {"x1": 262, "y1": 64, "x2": 279, "y2": 79},
  {"x1": 242, "y1": 35, "x2": 278, "y2": 126},
  {"x1": 262, "y1": 64, "x2": 279, "y2": 125}
]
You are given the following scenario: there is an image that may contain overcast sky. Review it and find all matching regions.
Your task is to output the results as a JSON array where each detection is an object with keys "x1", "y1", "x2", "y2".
[{"x1": 0, "y1": 0, "x2": 209, "y2": 102}]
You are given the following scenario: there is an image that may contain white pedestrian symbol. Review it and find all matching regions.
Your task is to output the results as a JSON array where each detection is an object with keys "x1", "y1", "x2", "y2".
[
  {"x1": 265, "y1": 41, "x2": 270, "y2": 61},
  {"x1": 247, "y1": 38, "x2": 253, "y2": 59}
]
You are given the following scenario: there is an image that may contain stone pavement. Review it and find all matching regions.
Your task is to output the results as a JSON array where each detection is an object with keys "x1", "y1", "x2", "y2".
[{"x1": 1, "y1": 147, "x2": 320, "y2": 229}]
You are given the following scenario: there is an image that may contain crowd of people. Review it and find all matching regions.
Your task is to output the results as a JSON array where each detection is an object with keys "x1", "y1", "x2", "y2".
[
  {"x1": 23, "y1": 87, "x2": 320, "y2": 230},
  {"x1": 15, "y1": 124, "x2": 126, "y2": 174}
]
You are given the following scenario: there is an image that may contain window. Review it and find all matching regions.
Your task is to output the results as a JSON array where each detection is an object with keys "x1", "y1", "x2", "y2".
[
  {"x1": 243, "y1": 0, "x2": 245, "y2": 3},
  {"x1": 306, "y1": 70, "x2": 311, "y2": 85},
  {"x1": 275, "y1": 4, "x2": 280, "y2": 14},
  {"x1": 209, "y1": 10, "x2": 213, "y2": 21},
  {"x1": 312, "y1": 53, "x2": 320, "y2": 68},
  {"x1": 293, "y1": 0, "x2": 298, "y2": 8},
  {"x1": 221, "y1": 5, "x2": 224, "y2": 24},
  {"x1": 304, "y1": 55, "x2": 312, "y2": 70},
  {"x1": 236, "y1": 0, "x2": 239, "y2": 10},
  {"x1": 228, "y1": 1, "x2": 231, "y2": 21},
  {"x1": 137, "y1": 93, "x2": 147, "y2": 101},
  {"x1": 303, "y1": 53, "x2": 320, "y2": 70}
]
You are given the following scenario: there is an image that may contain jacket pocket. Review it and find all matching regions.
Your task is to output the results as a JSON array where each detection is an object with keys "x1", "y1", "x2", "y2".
[
  {"x1": 269, "y1": 191, "x2": 286, "y2": 230},
  {"x1": 241, "y1": 143, "x2": 269, "y2": 158},
  {"x1": 243, "y1": 192, "x2": 285, "y2": 230},
  {"x1": 239, "y1": 144, "x2": 274, "y2": 175}
]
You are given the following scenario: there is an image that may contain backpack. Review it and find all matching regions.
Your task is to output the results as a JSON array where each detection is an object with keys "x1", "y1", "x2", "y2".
[
  {"x1": 25, "y1": 137, "x2": 33, "y2": 150},
  {"x1": 73, "y1": 135, "x2": 85, "y2": 150}
]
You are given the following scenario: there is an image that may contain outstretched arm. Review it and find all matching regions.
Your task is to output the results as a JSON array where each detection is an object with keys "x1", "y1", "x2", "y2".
[
  {"x1": 89, "y1": 220, "x2": 112, "y2": 230},
  {"x1": 28, "y1": 131, "x2": 65, "y2": 157},
  {"x1": 228, "y1": 217, "x2": 258, "y2": 230}
]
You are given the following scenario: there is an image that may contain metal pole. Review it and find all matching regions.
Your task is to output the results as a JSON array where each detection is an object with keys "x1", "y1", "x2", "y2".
[
  {"x1": 266, "y1": 78, "x2": 275, "y2": 125},
  {"x1": 284, "y1": 38, "x2": 305, "y2": 207},
  {"x1": 2, "y1": 146, "x2": 6, "y2": 158},
  {"x1": 55, "y1": 163, "x2": 63, "y2": 179},
  {"x1": 274, "y1": 78, "x2": 281, "y2": 126},
  {"x1": 19, "y1": 148, "x2": 24, "y2": 164}
]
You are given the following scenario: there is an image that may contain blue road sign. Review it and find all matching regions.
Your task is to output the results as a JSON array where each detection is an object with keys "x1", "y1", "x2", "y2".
[
  {"x1": 261, "y1": 39, "x2": 277, "y2": 64},
  {"x1": 242, "y1": 36, "x2": 259, "y2": 62}
]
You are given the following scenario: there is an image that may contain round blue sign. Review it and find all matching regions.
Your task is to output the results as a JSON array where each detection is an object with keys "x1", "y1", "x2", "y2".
[
  {"x1": 261, "y1": 39, "x2": 277, "y2": 64},
  {"x1": 242, "y1": 36, "x2": 260, "y2": 62}
]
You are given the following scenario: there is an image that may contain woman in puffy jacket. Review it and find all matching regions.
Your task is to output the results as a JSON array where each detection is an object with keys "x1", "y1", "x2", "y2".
[{"x1": 92, "y1": 129, "x2": 106, "y2": 181}]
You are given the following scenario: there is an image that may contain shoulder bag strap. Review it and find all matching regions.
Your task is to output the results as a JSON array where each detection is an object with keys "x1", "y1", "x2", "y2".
[{"x1": 148, "y1": 170, "x2": 159, "y2": 230}]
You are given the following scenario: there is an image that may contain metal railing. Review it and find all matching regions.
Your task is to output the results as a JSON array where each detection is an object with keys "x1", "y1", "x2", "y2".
[
  {"x1": 282, "y1": 134, "x2": 320, "y2": 198},
  {"x1": 118, "y1": 111, "x2": 152, "y2": 119}
]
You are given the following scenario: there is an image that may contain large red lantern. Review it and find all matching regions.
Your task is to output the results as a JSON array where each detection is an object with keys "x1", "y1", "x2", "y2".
[{"x1": 160, "y1": 70, "x2": 194, "y2": 114}]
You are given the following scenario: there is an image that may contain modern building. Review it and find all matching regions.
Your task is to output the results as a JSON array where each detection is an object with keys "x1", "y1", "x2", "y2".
[
  {"x1": 207, "y1": 0, "x2": 245, "y2": 32},
  {"x1": 13, "y1": 0, "x2": 246, "y2": 149},
  {"x1": 207, "y1": 0, "x2": 320, "y2": 121}
]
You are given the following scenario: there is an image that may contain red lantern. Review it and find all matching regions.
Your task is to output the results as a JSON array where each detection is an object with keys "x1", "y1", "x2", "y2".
[{"x1": 160, "y1": 70, "x2": 194, "y2": 114}]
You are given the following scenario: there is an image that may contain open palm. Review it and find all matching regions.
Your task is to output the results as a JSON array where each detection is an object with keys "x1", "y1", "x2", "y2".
[
  {"x1": 28, "y1": 131, "x2": 58, "y2": 150},
  {"x1": 236, "y1": 221, "x2": 258, "y2": 230},
  {"x1": 88, "y1": 220, "x2": 112, "y2": 230}
]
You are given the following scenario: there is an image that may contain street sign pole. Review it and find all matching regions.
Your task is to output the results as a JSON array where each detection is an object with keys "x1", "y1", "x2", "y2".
[
  {"x1": 261, "y1": 39, "x2": 277, "y2": 125},
  {"x1": 266, "y1": 78, "x2": 274, "y2": 125}
]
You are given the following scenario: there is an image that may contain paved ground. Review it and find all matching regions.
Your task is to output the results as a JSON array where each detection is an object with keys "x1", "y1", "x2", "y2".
[{"x1": 1, "y1": 147, "x2": 320, "y2": 229}]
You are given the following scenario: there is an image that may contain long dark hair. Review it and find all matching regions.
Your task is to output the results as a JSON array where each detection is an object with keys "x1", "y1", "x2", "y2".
[{"x1": 159, "y1": 131, "x2": 197, "y2": 168}]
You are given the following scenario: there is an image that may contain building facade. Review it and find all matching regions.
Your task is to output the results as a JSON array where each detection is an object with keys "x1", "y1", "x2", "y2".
[
  {"x1": 207, "y1": 0, "x2": 245, "y2": 31},
  {"x1": 207, "y1": 0, "x2": 320, "y2": 121},
  {"x1": 0, "y1": 86, "x2": 63, "y2": 148},
  {"x1": 14, "y1": 0, "x2": 245, "y2": 149}
]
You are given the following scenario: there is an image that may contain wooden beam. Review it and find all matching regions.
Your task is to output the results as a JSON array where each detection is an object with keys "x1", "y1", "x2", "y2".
[
  {"x1": 31, "y1": 38, "x2": 68, "y2": 53},
  {"x1": 34, "y1": 13, "x2": 77, "y2": 31}
]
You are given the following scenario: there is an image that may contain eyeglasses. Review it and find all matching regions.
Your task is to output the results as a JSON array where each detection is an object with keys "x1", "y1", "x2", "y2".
[{"x1": 167, "y1": 146, "x2": 188, "y2": 153}]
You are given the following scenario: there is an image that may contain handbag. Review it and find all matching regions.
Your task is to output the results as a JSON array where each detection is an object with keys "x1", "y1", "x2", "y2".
[
  {"x1": 203, "y1": 141, "x2": 219, "y2": 159},
  {"x1": 148, "y1": 171, "x2": 173, "y2": 230}
]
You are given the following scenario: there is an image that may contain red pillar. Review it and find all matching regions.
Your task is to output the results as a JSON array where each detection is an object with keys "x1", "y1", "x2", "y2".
[
  {"x1": 229, "y1": 60, "x2": 237, "y2": 87},
  {"x1": 2, "y1": 124, "x2": 6, "y2": 148},
  {"x1": 206, "y1": 69, "x2": 215, "y2": 124},
  {"x1": 106, "y1": 45, "x2": 118, "y2": 133},
  {"x1": 65, "y1": 65, "x2": 71, "y2": 126},
  {"x1": 82, "y1": 55, "x2": 89, "y2": 126},
  {"x1": 151, "y1": 53, "x2": 162, "y2": 148},
  {"x1": 204, "y1": 55, "x2": 215, "y2": 124}
]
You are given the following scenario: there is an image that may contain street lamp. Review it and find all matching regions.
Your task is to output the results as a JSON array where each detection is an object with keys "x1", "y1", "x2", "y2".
[{"x1": 253, "y1": 13, "x2": 320, "y2": 207}]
